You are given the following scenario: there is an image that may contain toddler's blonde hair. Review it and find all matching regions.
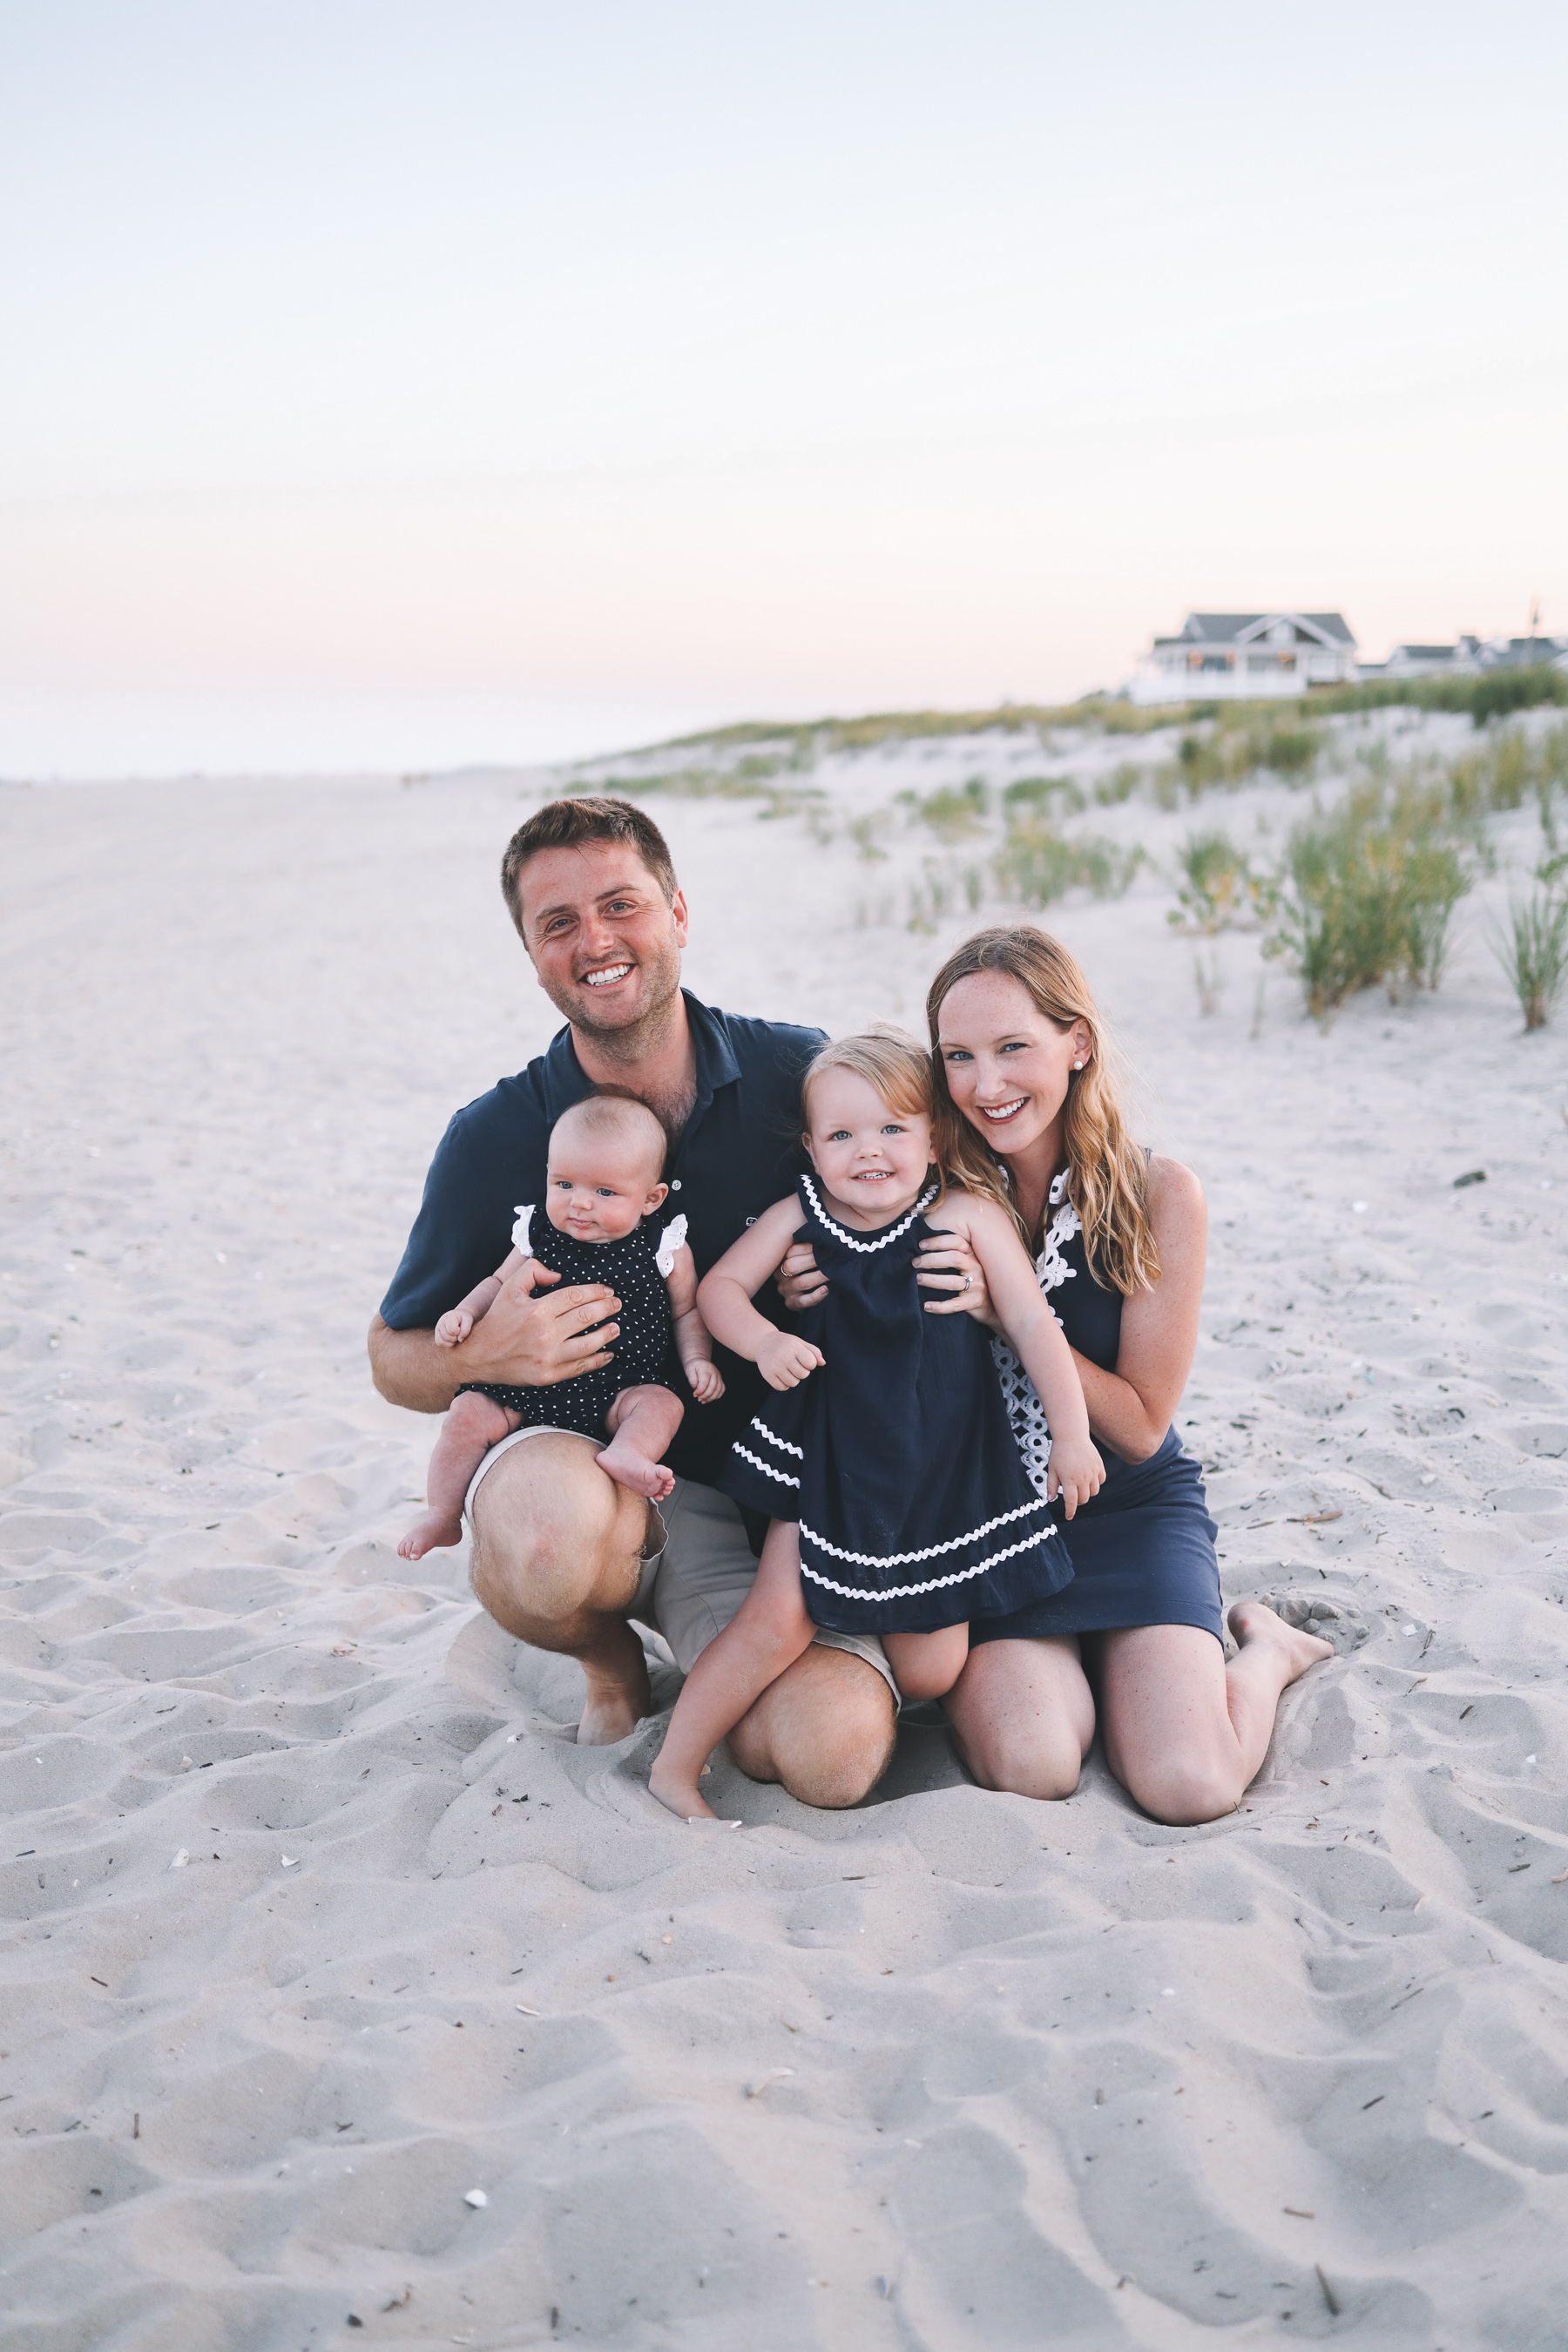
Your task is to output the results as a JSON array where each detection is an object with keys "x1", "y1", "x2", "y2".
[{"x1": 800, "y1": 1025, "x2": 944, "y2": 1203}]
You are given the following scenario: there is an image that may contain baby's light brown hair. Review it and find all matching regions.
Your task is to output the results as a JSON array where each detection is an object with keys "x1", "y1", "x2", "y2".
[{"x1": 550, "y1": 1089, "x2": 668, "y2": 1184}]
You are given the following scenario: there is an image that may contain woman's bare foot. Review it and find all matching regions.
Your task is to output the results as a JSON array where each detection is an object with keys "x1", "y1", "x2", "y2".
[
  {"x1": 1230, "y1": 1598, "x2": 1335, "y2": 1680},
  {"x1": 397, "y1": 1511, "x2": 463, "y2": 1560},
  {"x1": 594, "y1": 1436, "x2": 676, "y2": 1500}
]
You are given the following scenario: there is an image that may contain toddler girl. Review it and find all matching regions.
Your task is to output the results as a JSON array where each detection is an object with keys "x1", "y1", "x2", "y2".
[
  {"x1": 648, "y1": 1028, "x2": 1102, "y2": 1821},
  {"x1": 398, "y1": 1091, "x2": 722, "y2": 1560}
]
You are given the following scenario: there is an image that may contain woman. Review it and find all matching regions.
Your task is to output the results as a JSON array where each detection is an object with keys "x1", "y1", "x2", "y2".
[{"x1": 913, "y1": 923, "x2": 1330, "y2": 1825}]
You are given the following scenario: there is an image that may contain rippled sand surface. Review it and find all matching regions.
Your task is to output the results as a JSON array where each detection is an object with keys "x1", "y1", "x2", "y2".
[{"x1": 3, "y1": 749, "x2": 1565, "y2": 2349}]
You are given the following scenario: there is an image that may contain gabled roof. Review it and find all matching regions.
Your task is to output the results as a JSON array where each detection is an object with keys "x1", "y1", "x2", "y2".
[{"x1": 1180, "y1": 611, "x2": 1355, "y2": 648}]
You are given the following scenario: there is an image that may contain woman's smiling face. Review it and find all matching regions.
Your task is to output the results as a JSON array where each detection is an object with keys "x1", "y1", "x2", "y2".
[{"x1": 936, "y1": 970, "x2": 1091, "y2": 1157}]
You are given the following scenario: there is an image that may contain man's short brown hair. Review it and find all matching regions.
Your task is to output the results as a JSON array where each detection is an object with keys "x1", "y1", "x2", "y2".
[{"x1": 500, "y1": 796, "x2": 678, "y2": 942}]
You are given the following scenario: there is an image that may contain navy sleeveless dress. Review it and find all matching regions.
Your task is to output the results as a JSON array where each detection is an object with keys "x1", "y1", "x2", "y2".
[
  {"x1": 972, "y1": 1169, "x2": 1222, "y2": 1647},
  {"x1": 720, "y1": 1177, "x2": 1072, "y2": 1636},
  {"x1": 456, "y1": 1205, "x2": 685, "y2": 1439}
]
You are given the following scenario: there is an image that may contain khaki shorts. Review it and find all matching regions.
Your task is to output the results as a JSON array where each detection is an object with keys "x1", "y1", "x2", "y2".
[{"x1": 464, "y1": 1423, "x2": 898, "y2": 1700}]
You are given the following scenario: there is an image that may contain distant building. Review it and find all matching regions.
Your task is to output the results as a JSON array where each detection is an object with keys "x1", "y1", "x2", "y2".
[
  {"x1": 1359, "y1": 639, "x2": 1481, "y2": 681},
  {"x1": 1131, "y1": 612, "x2": 1359, "y2": 704},
  {"x1": 1358, "y1": 632, "x2": 1568, "y2": 680}
]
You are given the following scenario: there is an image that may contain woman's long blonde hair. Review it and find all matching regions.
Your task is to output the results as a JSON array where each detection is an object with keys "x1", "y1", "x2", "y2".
[{"x1": 925, "y1": 927, "x2": 1159, "y2": 1295}]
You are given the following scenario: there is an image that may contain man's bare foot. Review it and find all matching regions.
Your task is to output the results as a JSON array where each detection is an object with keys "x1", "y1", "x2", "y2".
[
  {"x1": 576, "y1": 1632, "x2": 652, "y2": 1746},
  {"x1": 594, "y1": 1436, "x2": 676, "y2": 1500},
  {"x1": 648, "y1": 1749, "x2": 715, "y2": 1819},
  {"x1": 1230, "y1": 1598, "x2": 1335, "y2": 1680},
  {"x1": 398, "y1": 1512, "x2": 463, "y2": 1560}
]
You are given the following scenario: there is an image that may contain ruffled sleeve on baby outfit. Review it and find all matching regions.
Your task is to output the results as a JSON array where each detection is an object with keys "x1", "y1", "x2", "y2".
[
  {"x1": 511, "y1": 1204, "x2": 535, "y2": 1258},
  {"x1": 654, "y1": 1213, "x2": 688, "y2": 1276}
]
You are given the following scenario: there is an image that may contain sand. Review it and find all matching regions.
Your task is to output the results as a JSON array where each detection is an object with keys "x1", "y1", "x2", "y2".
[{"x1": 3, "y1": 726, "x2": 1566, "y2": 2349}]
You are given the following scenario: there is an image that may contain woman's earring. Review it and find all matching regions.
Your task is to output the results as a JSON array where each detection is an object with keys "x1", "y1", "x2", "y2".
[{"x1": 1071, "y1": 1059, "x2": 1084, "y2": 1070}]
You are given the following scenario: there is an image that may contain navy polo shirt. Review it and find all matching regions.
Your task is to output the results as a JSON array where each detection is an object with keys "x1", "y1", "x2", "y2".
[{"x1": 379, "y1": 992, "x2": 824, "y2": 1487}]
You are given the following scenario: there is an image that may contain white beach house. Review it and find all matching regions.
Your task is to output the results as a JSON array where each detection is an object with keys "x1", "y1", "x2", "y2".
[{"x1": 1131, "y1": 612, "x2": 1359, "y2": 704}]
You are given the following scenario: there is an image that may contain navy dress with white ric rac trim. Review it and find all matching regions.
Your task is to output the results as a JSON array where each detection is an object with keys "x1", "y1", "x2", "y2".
[{"x1": 720, "y1": 1178, "x2": 1073, "y2": 1635}]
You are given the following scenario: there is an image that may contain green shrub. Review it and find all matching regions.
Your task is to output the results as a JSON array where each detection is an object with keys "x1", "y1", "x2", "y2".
[
  {"x1": 1264, "y1": 783, "x2": 1472, "y2": 1017},
  {"x1": 1095, "y1": 761, "x2": 1144, "y2": 806},
  {"x1": 1169, "y1": 830, "x2": 1277, "y2": 932},
  {"x1": 994, "y1": 818, "x2": 1142, "y2": 907},
  {"x1": 1004, "y1": 774, "x2": 1086, "y2": 814},
  {"x1": 1490, "y1": 882, "x2": 1568, "y2": 1031},
  {"x1": 917, "y1": 779, "x2": 990, "y2": 840}
]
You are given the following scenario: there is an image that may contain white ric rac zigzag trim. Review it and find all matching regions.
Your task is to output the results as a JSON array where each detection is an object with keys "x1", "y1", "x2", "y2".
[
  {"x1": 799, "y1": 1491, "x2": 1046, "y2": 1569},
  {"x1": 733, "y1": 1443, "x2": 801, "y2": 1490},
  {"x1": 749, "y1": 1415, "x2": 803, "y2": 1459},
  {"x1": 800, "y1": 1523, "x2": 1053, "y2": 1602},
  {"x1": 801, "y1": 1174, "x2": 938, "y2": 1255}
]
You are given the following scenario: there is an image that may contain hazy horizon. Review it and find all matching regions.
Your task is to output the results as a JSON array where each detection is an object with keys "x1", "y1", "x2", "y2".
[{"x1": 3, "y1": 1, "x2": 1565, "y2": 778}]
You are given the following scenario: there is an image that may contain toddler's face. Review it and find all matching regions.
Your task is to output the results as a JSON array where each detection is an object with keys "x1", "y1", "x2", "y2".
[
  {"x1": 544, "y1": 1132, "x2": 666, "y2": 1244},
  {"x1": 803, "y1": 1069, "x2": 933, "y2": 1223}
]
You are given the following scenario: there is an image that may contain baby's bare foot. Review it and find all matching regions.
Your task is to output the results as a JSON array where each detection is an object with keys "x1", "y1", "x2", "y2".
[
  {"x1": 595, "y1": 1436, "x2": 676, "y2": 1501},
  {"x1": 397, "y1": 1512, "x2": 463, "y2": 1560},
  {"x1": 1229, "y1": 1598, "x2": 1335, "y2": 1680}
]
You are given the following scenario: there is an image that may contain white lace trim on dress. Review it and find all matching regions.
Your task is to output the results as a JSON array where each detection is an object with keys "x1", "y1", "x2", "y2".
[{"x1": 993, "y1": 1172, "x2": 1082, "y2": 1501}]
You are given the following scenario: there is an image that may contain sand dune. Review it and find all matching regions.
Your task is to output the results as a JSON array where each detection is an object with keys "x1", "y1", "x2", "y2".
[{"x1": 2, "y1": 736, "x2": 1565, "y2": 2348}]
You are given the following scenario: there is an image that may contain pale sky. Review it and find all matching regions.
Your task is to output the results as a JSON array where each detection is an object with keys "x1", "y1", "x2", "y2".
[{"x1": 3, "y1": 1, "x2": 1565, "y2": 776}]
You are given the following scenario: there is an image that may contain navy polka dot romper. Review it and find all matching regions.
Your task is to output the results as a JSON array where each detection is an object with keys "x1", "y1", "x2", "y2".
[{"x1": 457, "y1": 1206, "x2": 685, "y2": 1437}]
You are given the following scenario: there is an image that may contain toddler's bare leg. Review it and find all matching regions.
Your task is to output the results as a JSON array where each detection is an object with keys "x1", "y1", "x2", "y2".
[
  {"x1": 399, "y1": 1392, "x2": 519, "y2": 1559},
  {"x1": 884, "y1": 1623, "x2": 970, "y2": 1702},
  {"x1": 595, "y1": 1382, "x2": 684, "y2": 1502},
  {"x1": 651, "y1": 1520, "x2": 815, "y2": 1820}
]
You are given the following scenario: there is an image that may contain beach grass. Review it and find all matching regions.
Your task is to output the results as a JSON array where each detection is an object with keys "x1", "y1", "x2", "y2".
[
  {"x1": 1265, "y1": 781, "x2": 1473, "y2": 1018},
  {"x1": 1169, "y1": 830, "x2": 1276, "y2": 933},
  {"x1": 1490, "y1": 879, "x2": 1568, "y2": 1031},
  {"x1": 993, "y1": 815, "x2": 1142, "y2": 908}
]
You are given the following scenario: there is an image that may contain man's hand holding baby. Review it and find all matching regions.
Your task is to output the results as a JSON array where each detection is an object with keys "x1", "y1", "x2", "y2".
[{"x1": 450, "y1": 1260, "x2": 624, "y2": 1390}]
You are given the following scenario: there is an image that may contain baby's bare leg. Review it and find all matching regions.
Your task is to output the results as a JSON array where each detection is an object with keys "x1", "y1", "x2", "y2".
[
  {"x1": 651, "y1": 1520, "x2": 815, "y2": 1820},
  {"x1": 884, "y1": 1623, "x2": 970, "y2": 1702},
  {"x1": 595, "y1": 1382, "x2": 684, "y2": 1503},
  {"x1": 398, "y1": 1391, "x2": 519, "y2": 1559}
]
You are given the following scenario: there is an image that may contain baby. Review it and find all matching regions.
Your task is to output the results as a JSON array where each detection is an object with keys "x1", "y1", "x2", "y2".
[{"x1": 397, "y1": 1092, "x2": 723, "y2": 1559}]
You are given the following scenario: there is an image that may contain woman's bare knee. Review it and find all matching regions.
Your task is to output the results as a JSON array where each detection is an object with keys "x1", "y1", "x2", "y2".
[{"x1": 1116, "y1": 1754, "x2": 1242, "y2": 1827}]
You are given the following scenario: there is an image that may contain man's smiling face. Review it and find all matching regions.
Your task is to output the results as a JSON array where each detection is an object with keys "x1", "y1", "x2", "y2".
[{"x1": 516, "y1": 841, "x2": 688, "y2": 1040}]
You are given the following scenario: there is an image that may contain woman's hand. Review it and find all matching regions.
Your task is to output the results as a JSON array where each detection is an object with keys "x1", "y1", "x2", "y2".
[
  {"x1": 913, "y1": 1230, "x2": 997, "y2": 1326},
  {"x1": 774, "y1": 1238, "x2": 828, "y2": 1313}
]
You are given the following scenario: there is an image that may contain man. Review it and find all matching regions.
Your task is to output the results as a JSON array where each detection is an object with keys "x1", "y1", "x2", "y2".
[{"x1": 368, "y1": 796, "x2": 903, "y2": 1805}]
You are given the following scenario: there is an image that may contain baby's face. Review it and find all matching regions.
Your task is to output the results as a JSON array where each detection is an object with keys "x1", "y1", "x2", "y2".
[{"x1": 544, "y1": 1132, "x2": 666, "y2": 1244}]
